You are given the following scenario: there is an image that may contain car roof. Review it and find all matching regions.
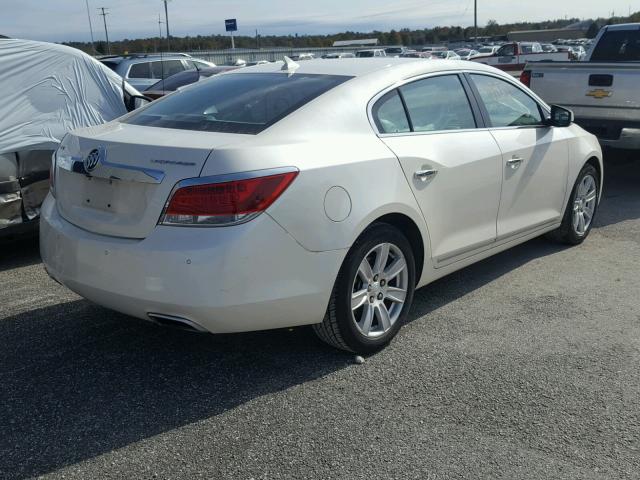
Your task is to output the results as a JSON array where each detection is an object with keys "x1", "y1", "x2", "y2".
[
  {"x1": 228, "y1": 57, "x2": 501, "y2": 80},
  {"x1": 604, "y1": 23, "x2": 640, "y2": 31}
]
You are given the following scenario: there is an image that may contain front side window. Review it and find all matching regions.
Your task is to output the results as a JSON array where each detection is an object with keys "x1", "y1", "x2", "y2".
[
  {"x1": 399, "y1": 75, "x2": 476, "y2": 132},
  {"x1": 372, "y1": 90, "x2": 410, "y2": 134},
  {"x1": 471, "y1": 75, "x2": 543, "y2": 127},
  {"x1": 124, "y1": 72, "x2": 351, "y2": 134},
  {"x1": 498, "y1": 44, "x2": 516, "y2": 56}
]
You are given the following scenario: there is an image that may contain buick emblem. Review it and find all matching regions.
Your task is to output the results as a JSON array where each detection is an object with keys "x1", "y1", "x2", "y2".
[{"x1": 84, "y1": 148, "x2": 101, "y2": 173}]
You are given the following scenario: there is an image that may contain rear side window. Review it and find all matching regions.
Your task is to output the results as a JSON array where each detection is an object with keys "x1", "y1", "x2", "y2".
[
  {"x1": 372, "y1": 90, "x2": 410, "y2": 134},
  {"x1": 124, "y1": 73, "x2": 351, "y2": 134},
  {"x1": 399, "y1": 76, "x2": 476, "y2": 132},
  {"x1": 151, "y1": 60, "x2": 185, "y2": 78},
  {"x1": 471, "y1": 75, "x2": 543, "y2": 127},
  {"x1": 128, "y1": 62, "x2": 151, "y2": 79},
  {"x1": 591, "y1": 29, "x2": 640, "y2": 61}
]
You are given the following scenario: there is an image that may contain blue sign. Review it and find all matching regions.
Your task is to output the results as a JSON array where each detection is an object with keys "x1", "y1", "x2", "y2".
[{"x1": 225, "y1": 19, "x2": 237, "y2": 32}]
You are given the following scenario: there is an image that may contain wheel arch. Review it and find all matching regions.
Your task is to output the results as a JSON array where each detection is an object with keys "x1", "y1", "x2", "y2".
[
  {"x1": 584, "y1": 155, "x2": 603, "y2": 201},
  {"x1": 357, "y1": 211, "x2": 427, "y2": 285}
]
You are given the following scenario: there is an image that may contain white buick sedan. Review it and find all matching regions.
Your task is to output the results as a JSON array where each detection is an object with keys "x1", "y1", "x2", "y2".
[{"x1": 41, "y1": 58, "x2": 602, "y2": 353}]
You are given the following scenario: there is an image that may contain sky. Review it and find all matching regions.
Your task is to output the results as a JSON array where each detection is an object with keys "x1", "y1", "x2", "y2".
[{"x1": 0, "y1": 0, "x2": 636, "y2": 43}]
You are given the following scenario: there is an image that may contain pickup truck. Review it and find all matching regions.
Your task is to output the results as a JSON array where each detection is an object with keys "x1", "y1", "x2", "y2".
[
  {"x1": 521, "y1": 23, "x2": 640, "y2": 150},
  {"x1": 470, "y1": 42, "x2": 569, "y2": 71}
]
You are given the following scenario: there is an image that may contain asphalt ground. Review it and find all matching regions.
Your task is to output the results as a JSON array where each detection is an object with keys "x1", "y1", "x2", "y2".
[{"x1": 1, "y1": 150, "x2": 639, "y2": 479}]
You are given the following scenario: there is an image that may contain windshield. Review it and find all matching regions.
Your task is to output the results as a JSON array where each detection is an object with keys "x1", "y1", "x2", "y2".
[
  {"x1": 478, "y1": 47, "x2": 493, "y2": 53},
  {"x1": 124, "y1": 72, "x2": 351, "y2": 134},
  {"x1": 356, "y1": 51, "x2": 374, "y2": 57},
  {"x1": 591, "y1": 29, "x2": 640, "y2": 61},
  {"x1": 386, "y1": 48, "x2": 403, "y2": 54},
  {"x1": 432, "y1": 52, "x2": 447, "y2": 58}
]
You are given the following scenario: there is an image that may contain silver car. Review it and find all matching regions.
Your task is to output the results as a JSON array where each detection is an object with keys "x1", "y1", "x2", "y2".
[{"x1": 100, "y1": 54, "x2": 214, "y2": 91}]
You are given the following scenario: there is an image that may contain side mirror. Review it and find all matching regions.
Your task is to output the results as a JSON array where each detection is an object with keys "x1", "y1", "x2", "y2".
[
  {"x1": 547, "y1": 105, "x2": 574, "y2": 127},
  {"x1": 132, "y1": 95, "x2": 152, "y2": 110},
  {"x1": 125, "y1": 94, "x2": 153, "y2": 112}
]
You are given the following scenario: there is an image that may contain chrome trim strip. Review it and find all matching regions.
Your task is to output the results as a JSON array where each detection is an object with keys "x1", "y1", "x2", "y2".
[
  {"x1": 147, "y1": 313, "x2": 208, "y2": 332},
  {"x1": 495, "y1": 218, "x2": 561, "y2": 243},
  {"x1": 434, "y1": 218, "x2": 561, "y2": 268},
  {"x1": 60, "y1": 153, "x2": 165, "y2": 184},
  {"x1": 367, "y1": 68, "x2": 550, "y2": 137}
]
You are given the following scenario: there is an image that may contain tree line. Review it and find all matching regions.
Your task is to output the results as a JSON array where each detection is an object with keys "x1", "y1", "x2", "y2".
[{"x1": 64, "y1": 11, "x2": 640, "y2": 55}]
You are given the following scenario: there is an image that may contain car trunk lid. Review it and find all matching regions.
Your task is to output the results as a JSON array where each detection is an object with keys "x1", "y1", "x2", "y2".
[{"x1": 55, "y1": 122, "x2": 239, "y2": 238}]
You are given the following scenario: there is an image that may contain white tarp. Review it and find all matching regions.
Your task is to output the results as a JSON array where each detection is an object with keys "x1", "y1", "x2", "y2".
[{"x1": 0, "y1": 39, "x2": 132, "y2": 155}]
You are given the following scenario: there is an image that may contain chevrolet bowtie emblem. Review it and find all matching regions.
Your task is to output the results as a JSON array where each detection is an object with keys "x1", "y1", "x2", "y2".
[{"x1": 586, "y1": 89, "x2": 612, "y2": 99}]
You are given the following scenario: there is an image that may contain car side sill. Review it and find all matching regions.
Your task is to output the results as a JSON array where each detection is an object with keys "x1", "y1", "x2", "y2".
[{"x1": 434, "y1": 217, "x2": 561, "y2": 268}]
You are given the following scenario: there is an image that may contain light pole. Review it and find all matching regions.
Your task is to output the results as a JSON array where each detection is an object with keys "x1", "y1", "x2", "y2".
[
  {"x1": 157, "y1": 14, "x2": 165, "y2": 52},
  {"x1": 163, "y1": 0, "x2": 171, "y2": 52},
  {"x1": 474, "y1": 0, "x2": 478, "y2": 43}
]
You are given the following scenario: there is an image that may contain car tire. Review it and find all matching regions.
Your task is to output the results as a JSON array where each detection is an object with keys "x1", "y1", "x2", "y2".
[
  {"x1": 546, "y1": 163, "x2": 599, "y2": 245},
  {"x1": 313, "y1": 223, "x2": 416, "y2": 353}
]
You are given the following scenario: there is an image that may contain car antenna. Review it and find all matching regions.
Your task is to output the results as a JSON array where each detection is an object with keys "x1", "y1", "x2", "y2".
[{"x1": 281, "y1": 56, "x2": 299, "y2": 76}]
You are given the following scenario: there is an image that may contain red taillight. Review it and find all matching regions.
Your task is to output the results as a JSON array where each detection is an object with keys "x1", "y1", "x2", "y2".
[
  {"x1": 161, "y1": 171, "x2": 298, "y2": 226},
  {"x1": 520, "y1": 70, "x2": 531, "y2": 87}
]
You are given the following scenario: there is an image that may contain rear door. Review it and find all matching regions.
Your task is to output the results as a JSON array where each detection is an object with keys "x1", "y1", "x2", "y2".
[
  {"x1": 468, "y1": 73, "x2": 570, "y2": 240},
  {"x1": 374, "y1": 74, "x2": 503, "y2": 267}
]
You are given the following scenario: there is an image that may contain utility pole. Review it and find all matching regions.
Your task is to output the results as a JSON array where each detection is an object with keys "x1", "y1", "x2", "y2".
[
  {"x1": 98, "y1": 7, "x2": 110, "y2": 54},
  {"x1": 163, "y1": 0, "x2": 171, "y2": 52},
  {"x1": 157, "y1": 14, "x2": 165, "y2": 52},
  {"x1": 256, "y1": 29, "x2": 259, "y2": 49},
  {"x1": 474, "y1": 0, "x2": 478, "y2": 43},
  {"x1": 85, "y1": 0, "x2": 96, "y2": 54}
]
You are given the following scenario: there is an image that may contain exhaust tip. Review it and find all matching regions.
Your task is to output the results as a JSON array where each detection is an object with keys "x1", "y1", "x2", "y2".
[{"x1": 147, "y1": 313, "x2": 208, "y2": 333}]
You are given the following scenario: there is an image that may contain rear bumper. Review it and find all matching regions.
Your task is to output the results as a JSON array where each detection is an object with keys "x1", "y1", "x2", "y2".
[{"x1": 40, "y1": 194, "x2": 345, "y2": 333}]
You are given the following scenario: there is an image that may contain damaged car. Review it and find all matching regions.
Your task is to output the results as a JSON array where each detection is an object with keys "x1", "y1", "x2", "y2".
[{"x1": 0, "y1": 38, "x2": 147, "y2": 237}]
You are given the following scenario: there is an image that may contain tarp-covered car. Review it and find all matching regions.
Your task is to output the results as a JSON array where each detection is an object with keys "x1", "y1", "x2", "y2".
[{"x1": 0, "y1": 38, "x2": 144, "y2": 236}]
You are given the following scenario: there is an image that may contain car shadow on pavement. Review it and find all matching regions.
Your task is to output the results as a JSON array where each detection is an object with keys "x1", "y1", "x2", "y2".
[
  {"x1": 0, "y1": 302, "x2": 352, "y2": 479},
  {"x1": 405, "y1": 236, "x2": 570, "y2": 326},
  {"x1": 0, "y1": 235, "x2": 40, "y2": 272},
  {"x1": 594, "y1": 151, "x2": 640, "y2": 228}
]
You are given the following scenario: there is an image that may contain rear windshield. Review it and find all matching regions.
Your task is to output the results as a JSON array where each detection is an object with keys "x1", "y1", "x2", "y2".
[
  {"x1": 100, "y1": 60, "x2": 119, "y2": 71},
  {"x1": 591, "y1": 29, "x2": 640, "y2": 61},
  {"x1": 147, "y1": 70, "x2": 199, "y2": 92},
  {"x1": 124, "y1": 72, "x2": 351, "y2": 134}
]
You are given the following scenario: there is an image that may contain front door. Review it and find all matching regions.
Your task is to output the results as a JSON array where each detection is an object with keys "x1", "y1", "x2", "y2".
[{"x1": 468, "y1": 74, "x2": 569, "y2": 240}]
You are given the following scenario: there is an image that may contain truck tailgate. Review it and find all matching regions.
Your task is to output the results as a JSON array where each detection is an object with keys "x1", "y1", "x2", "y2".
[{"x1": 528, "y1": 62, "x2": 640, "y2": 121}]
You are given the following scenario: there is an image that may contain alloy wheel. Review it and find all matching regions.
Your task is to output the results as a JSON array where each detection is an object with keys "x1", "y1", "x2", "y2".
[
  {"x1": 350, "y1": 242, "x2": 409, "y2": 338},
  {"x1": 572, "y1": 174, "x2": 597, "y2": 236}
]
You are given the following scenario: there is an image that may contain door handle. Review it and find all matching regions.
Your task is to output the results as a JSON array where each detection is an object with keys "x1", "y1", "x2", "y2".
[
  {"x1": 506, "y1": 156, "x2": 524, "y2": 169},
  {"x1": 414, "y1": 169, "x2": 438, "y2": 181}
]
